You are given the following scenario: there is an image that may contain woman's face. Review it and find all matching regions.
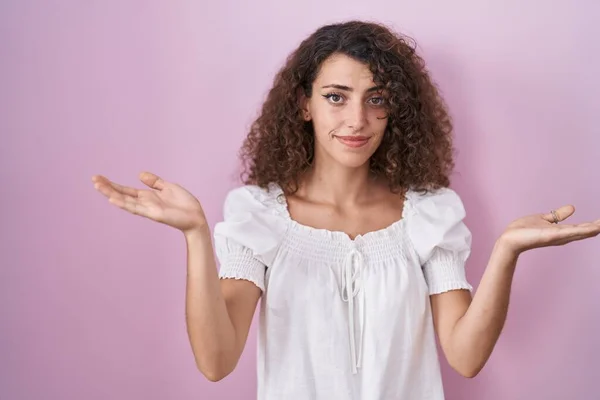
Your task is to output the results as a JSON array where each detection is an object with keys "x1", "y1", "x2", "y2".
[{"x1": 302, "y1": 53, "x2": 389, "y2": 169}]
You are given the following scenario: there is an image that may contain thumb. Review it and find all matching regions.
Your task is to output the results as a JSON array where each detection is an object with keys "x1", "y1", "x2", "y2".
[
  {"x1": 139, "y1": 171, "x2": 166, "y2": 190},
  {"x1": 544, "y1": 205, "x2": 575, "y2": 223}
]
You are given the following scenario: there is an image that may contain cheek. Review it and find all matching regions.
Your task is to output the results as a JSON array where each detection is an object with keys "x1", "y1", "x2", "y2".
[
  {"x1": 312, "y1": 109, "x2": 346, "y2": 139},
  {"x1": 368, "y1": 107, "x2": 388, "y2": 125},
  {"x1": 366, "y1": 131, "x2": 385, "y2": 150},
  {"x1": 367, "y1": 113, "x2": 388, "y2": 136}
]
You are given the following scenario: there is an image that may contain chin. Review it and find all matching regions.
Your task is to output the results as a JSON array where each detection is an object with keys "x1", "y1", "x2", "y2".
[
  {"x1": 313, "y1": 139, "x2": 380, "y2": 169},
  {"x1": 332, "y1": 152, "x2": 373, "y2": 169}
]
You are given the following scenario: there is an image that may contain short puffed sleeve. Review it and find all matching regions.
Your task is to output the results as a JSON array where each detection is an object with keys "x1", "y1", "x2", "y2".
[
  {"x1": 213, "y1": 185, "x2": 287, "y2": 292},
  {"x1": 406, "y1": 187, "x2": 473, "y2": 295}
]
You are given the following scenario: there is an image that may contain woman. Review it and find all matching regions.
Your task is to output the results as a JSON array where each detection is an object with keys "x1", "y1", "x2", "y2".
[{"x1": 92, "y1": 21, "x2": 600, "y2": 399}]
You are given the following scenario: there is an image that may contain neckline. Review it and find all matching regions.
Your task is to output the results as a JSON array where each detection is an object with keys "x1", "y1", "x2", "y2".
[{"x1": 268, "y1": 183, "x2": 413, "y2": 243}]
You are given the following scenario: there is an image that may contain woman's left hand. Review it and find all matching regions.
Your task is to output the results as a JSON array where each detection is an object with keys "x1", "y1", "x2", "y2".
[{"x1": 499, "y1": 205, "x2": 600, "y2": 256}]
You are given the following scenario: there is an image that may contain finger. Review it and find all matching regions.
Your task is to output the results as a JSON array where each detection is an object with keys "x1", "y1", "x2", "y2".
[
  {"x1": 111, "y1": 181, "x2": 139, "y2": 197},
  {"x1": 139, "y1": 171, "x2": 166, "y2": 191},
  {"x1": 93, "y1": 175, "x2": 139, "y2": 198},
  {"x1": 108, "y1": 194, "x2": 148, "y2": 217},
  {"x1": 94, "y1": 179, "x2": 122, "y2": 199},
  {"x1": 92, "y1": 174, "x2": 112, "y2": 188},
  {"x1": 554, "y1": 223, "x2": 600, "y2": 241},
  {"x1": 563, "y1": 221, "x2": 600, "y2": 232},
  {"x1": 555, "y1": 230, "x2": 600, "y2": 246},
  {"x1": 95, "y1": 181, "x2": 138, "y2": 201},
  {"x1": 91, "y1": 174, "x2": 104, "y2": 183},
  {"x1": 543, "y1": 205, "x2": 575, "y2": 224},
  {"x1": 94, "y1": 180, "x2": 142, "y2": 211}
]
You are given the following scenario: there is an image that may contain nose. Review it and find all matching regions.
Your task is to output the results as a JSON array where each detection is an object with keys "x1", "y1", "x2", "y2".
[{"x1": 345, "y1": 101, "x2": 367, "y2": 132}]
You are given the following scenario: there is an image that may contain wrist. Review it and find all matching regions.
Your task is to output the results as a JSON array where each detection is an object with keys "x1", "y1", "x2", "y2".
[
  {"x1": 494, "y1": 235, "x2": 521, "y2": 262},
  {"x1": 183, "y1": 223, "x2": 210, "y2": 241}
]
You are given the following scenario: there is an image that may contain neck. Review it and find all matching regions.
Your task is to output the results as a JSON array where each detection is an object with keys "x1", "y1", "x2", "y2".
[{"x1": 299, "y1": 160, "x2": 374, "y2": 206}]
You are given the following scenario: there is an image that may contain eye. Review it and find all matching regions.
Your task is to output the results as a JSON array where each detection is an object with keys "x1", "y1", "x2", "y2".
[
  {"x1": 323, "y1": 93, "x2": 344, "y2": 104},
  {"x1": 368, "y1": 96, "x2": 385, "y2": 106}
]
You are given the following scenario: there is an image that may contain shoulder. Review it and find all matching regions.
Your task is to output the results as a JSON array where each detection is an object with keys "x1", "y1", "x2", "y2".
[
  {"x1": 214, "y1": 183, "x2": 288, "y2": 265},
  {"x1": 221, "y1": 183, "x2": 287, "y2": 219},
  {"x1": 406, "y1": 186, "x2": 465, "y2": 212},
  {"x1": 405, "y1": 187, "x2": 471, "y2": 263},
  {"x1": 404, "y1": 186, "x2": 466, "y2": 223}
]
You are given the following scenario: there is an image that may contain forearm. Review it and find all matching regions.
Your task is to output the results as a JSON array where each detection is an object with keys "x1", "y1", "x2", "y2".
[
  {"x1": 183, "y1": 226, "x2": 237, "y2": 377},
  {"x1": 450, "y1": 239, "x2": 519, "y2": 376}
]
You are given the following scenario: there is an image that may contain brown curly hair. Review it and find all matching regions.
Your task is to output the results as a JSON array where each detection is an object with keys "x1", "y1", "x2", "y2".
[{"x1": 239, "y1": 20, "x2": 456, "y2": 195}]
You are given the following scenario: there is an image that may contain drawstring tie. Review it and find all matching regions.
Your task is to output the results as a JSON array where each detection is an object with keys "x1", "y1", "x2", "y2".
[{"x1": 341, "y1": 247, "x2": 365, "y2": 374}]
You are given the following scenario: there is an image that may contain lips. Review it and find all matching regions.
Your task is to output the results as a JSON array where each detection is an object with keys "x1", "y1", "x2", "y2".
[{"x1": 334, "y1": 135, "x2": 371, "y2": 148}]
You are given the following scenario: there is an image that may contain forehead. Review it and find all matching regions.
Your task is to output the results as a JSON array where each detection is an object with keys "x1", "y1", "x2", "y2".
[{"x1": 314, "y1": 53, "x2": 375, "y2": 87}]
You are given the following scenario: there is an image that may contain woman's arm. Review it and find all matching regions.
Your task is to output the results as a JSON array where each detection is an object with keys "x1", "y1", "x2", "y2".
[
  {"x1": 91, "y1": 173, "x2": 262, "y2": 382},
  {"x1": 430, "y1": 239, "x2": 517, "y2": 378},
  {"x1": 432, "y1": 206, "x2": 600, "y2": 378},
  {"x1": 184, "y1": 226, "x2": 262, "y2": 382}
]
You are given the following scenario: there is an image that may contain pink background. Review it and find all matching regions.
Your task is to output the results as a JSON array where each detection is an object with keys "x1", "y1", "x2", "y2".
[{"x1": 2, "y1": 1, "x2": 599, "y2": 399}]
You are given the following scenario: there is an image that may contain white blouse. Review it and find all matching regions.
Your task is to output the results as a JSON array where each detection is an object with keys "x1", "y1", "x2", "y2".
[{"x1": 213, "y1": 183, "x2": 472, "y2": 400}]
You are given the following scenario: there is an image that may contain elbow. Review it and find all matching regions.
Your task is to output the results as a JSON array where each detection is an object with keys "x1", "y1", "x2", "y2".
[
  {"x1": 195, "y1": 354, "x2": 235, "y2": 382},
  {"x1": 200, "y1": 368, "x2": 229, "y2": 382},
  {"x1": 446, "y1": 343, "x2": 490, "y2": 379},
  {"x1": 450, "y1": 359, "x2": 485, "y2": 379},
  {"x1": 455, "y1": 365, "x2": 482, "y2": 379},
  {"x1": 197, "y1": 362, "x2": 232, "y2": 382}
]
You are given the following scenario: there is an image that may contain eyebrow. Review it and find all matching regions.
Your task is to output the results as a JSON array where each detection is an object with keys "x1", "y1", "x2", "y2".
[{"x1": 321, "y1": 84, "x2": 383, "y2": 93}]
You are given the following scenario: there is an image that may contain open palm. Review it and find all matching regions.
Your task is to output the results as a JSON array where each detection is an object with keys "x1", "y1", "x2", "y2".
[
  {"x1": 92, "y1": 172, "x2": 206, "y2": 232},
  {"x1": 500, "y1": 205, "x2": 600, "y2": 255}
]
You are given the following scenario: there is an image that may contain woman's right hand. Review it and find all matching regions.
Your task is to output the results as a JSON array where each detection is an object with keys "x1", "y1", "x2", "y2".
[{"x1": 92, "y1": 172, "x2": 207, "y2": 233}]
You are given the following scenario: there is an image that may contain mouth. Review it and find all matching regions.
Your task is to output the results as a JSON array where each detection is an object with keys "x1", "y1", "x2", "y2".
[{"x1": 334, "y1": 135, "x2": 371, "y2": 148}]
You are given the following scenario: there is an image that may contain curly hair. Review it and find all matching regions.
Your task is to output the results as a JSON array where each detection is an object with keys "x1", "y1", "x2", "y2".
[{"x1": 239, "y1": 20, "x2": 456, "y2": 195}]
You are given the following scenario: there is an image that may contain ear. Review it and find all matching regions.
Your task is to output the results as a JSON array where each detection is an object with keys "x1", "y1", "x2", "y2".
[{"x1": 296, "y1": 87, "x2": 312, "y2": 121}]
